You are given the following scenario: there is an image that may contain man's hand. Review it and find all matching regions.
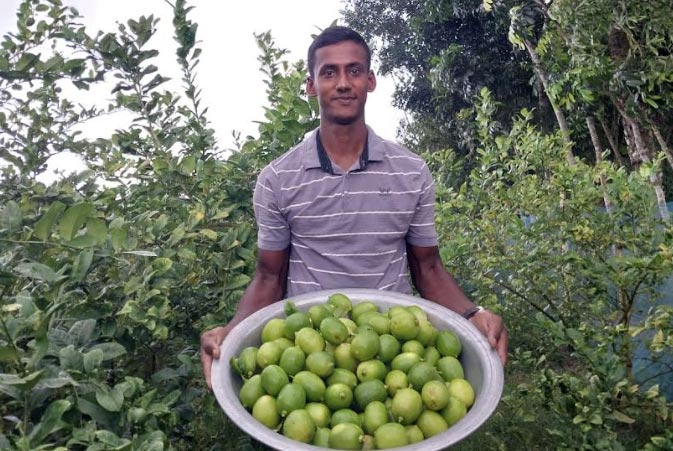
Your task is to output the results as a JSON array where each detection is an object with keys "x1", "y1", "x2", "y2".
[
  {"x1": 469, "y1": 310, "x2": 508, "y2": 366},
  {"x1": 200, "y1": 326, "x2": 228, "y2": 390}
]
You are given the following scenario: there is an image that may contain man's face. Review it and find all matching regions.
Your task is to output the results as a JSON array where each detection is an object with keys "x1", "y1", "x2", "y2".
[{"x1": 307, "y1": 41, "x2": 376, "y2": 126}]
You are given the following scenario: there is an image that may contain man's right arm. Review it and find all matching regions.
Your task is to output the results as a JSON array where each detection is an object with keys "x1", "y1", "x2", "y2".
[{"x1": 200, "y1": 247, "x2": 289, "y2": 389}]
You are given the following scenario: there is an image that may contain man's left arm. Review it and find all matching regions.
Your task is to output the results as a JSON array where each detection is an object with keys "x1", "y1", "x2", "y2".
[{"x1": 407, "y1": 243, "x2": 508, "y2": 365}]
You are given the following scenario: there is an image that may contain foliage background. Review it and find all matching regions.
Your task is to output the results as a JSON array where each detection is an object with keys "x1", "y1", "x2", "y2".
[{"x1": 1, "y1": 0, "x2": 672, "y2": 450}]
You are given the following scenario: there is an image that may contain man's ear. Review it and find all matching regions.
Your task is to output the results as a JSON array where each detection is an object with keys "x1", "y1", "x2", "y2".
[
  {"x1": 367, "y1": 70, "x2": 377, "y2": 93},
  {"x1": 306, "y1": 76, "x2": 317, "y2": 97}
]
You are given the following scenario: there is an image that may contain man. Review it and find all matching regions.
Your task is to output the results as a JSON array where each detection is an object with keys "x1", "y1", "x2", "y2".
[{"x1": 201, "y1": 26, "x2": 507, "y2": 389}]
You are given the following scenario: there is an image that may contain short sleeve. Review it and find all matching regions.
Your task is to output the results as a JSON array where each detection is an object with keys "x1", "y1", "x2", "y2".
[
  {"x1": 253, "y1": 165, "x2": 291, "y2": 250},
  {"x1": 406, "y1": 162, "x2": 439, "y2": 247}
]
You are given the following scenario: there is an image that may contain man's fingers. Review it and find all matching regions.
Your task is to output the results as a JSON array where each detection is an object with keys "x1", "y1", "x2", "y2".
[
  {"x1": 497, "y1": 327, "x2": 508, "y2": 366},
  {"x1": 200, "y1": 327, "x2": 226, "y2": 391},
  {"x1": 200, "y1": 351, "x2": 213, "y2": 390}
]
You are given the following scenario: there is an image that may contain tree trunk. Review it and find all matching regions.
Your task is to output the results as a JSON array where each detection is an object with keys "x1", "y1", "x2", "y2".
[
  {"x1": 587, "y1": 116, "x2": 614, "y2": 212},
  {"x1": 651, "y1": 123, "x2": 673, "y2": 172},
  {"x1": 597, "y1": 116, "x2": 625, "y2": 168}
]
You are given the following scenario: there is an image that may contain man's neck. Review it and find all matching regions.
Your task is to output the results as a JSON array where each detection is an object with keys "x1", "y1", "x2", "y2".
[{"x1": 319, "y1": 121, "x2": 368, "y2": 171}]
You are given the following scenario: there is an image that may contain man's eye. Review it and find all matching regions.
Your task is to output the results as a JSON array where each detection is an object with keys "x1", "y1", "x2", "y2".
[
  {"x1": 350, "y1": 68, "x2": 361, "y2": 75},
  {"x1": 323, "y1": 69, "x2": 335, "y2": 77}
]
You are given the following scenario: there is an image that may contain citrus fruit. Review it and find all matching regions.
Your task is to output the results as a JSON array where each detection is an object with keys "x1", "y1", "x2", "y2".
[
  {"x1": 361, "y1": 434, "x2": 376, "y2": 450},
  {"x1": 363, "y1": 400, "x2": 389, "y2": 434},
  {"x1": 327, "y1": 293, "x2": 352, "y2": 316},
  {"x1": 282, "y1": 409, "x2": 315, "y2": 443},
  {"x1": 277, "y1": 382, "x2": 307, "y2": 417},
  {"x1": 436, "y1": 330, "x2": 462, "y2": 357},
  {"x1": 356, "y1": 359, "x2": 387, "y2": 382},
  {"x1": 252, "y1": 395, "x2": 280, "y2": 429},
  {"x1": 329, "y1": 422, "x2": 364, "y2": 450},
  {"x1": 384, "y1": 369, "x2": 408, "y2": 397},
  {"x1": 320, "y1": 316, "x2": 349, "y2": 345},
  {"x1": 437, "y1": 355, "x2": 464, "y2": 382},
  {"x1": 406, "y1": 305, "x2": 428, "y2": 322},
  {"x1": 330, "y1": 408, "x2": 361, "y2": 427},
  {"x1": 324, "y1": 383, "x2": 353, "y2": 410},
  {"x1": 279, "y1": 346, "x2": 305, "y2": 377},
  {"x1": 374, "y1": 422, "x2": 409, "y2": 449},
  {"x1": 239, "y1": 374, "x2": 265, "y2": 409},
  {"x1": 236, "y1": 346, "x2": 258, "y2": 378},
  {"x1": 260, "y1": 364, "x2": 289, "y2": 396},
  {"x1": 350, "y1": 329, "x2": 380, "y2": 361},
  {"x1": 390, "y1": 388, "x2": 423, "y2": 425},
  {"x1": 401, "y1": 339, "x2": 424, "y2": 356},
  {"x1": 367, "y1": 314, "x2": 390, "y2": 335},
  {"x1": 405, "y1": 424, "x2": 424, "y2": 443},
  {"x1": 334, "y1": 342, "x2": 358, "y2": 372},
  {"x1": 448, "y1": 378, "x2": 475, "y2": 407},
  {"x1": 415, "y1": 319, "x2": 438, "y2": 346},
  {"x1": 386, "y1": 306, "x2": 408, "y2": 318},
  {"x1": 272, "y1": 337, "x2": 294, "y2": 353},
  {"x1": 256, "y1": 341, "x2": 282, "y2": 368},
  {"x1": 340, "y1": 318, "x2": 358, "y2": 336},
  {"x1": 293, "y1": 370, "x2": 326, "y2": 402},
  {"x1": 423, "y1": 346, "x2": 441, "y2": 367},
  {"x1": 313, "y1": 427, "x2": 331, "y2": 447},
  {"x1": 441, "y1": 397, "x2": 467, "y2": 426},
  {"x1": 261, "y1": 318, "x2": 286, "y2": 343},
  {"x1": 377, "y1": 334, "x2": 400, "y2": 363},
  {"x1": 351, "y1": 301, "x2": 378, "y2": 321},
  {"x1": 389, "y1": 309, "x2": 419, "y2": 340},
  {"x1": 308, "y1": 304, "x2": 332, "y2": 328},
  {"x1": 327, "y1": 368, "x2": 359, "y2": 389},
  {"x1": 416, "y1": 410, "x2": 448, "y2": 438},
  {"x1": 305, "y1": 402, "x2": 331, "y2": 428},
  {"x1": 306, "y1": 351, "x2": 335, "y2": 378},
  {"x1": 294, "y1": 327, "x2": 325, "y2": 354},
  {"x1": 390, "y1": 352, "x2": 421, "y2": 373},
  {"x1": 422, "y1": 379, "x2": 451, "y2": 411},
  {"x1": 407, "y1": 361, "x2": 441, "y2": 390},
  {"x1": 284, "y1": 312, "x2": 312, "y2": 340},
  {"x1": 353, "y1": 379, "x2": 388, "y2": 410}
]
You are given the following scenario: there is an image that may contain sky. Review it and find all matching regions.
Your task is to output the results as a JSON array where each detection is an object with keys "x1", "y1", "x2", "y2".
[{"x1": 1, "y1": 0, "x2": 405, "y2": 180}]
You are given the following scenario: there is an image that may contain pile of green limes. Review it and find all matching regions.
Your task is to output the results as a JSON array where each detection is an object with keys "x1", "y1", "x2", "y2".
[{"x1": 231, "y1": 293, "x2": 475, "y2": 450}]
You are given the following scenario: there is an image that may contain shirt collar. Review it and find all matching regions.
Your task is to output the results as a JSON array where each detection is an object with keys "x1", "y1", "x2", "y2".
[{"x1": 302, "y1": 126, "x2": 384, "y2": 173}]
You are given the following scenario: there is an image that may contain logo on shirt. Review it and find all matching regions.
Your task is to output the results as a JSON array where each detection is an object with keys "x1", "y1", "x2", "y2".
[{"x1": 379, "y1": 187, "x2": 391, "y2": 196}]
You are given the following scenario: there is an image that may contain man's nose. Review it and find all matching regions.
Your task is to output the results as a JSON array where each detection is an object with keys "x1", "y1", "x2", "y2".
[{"x1": 336, "y1": 72, "x2": 350, "y2": 90}]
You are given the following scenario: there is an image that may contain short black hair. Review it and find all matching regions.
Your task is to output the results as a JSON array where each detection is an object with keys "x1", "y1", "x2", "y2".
[{"x1": 307, "y1": 26, "x2": 371, "y2": 77}]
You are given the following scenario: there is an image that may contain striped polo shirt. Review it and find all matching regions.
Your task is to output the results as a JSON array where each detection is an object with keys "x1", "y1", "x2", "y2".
[{"x1": 252, "y1": 126, "x2": 438, "y2": 297}]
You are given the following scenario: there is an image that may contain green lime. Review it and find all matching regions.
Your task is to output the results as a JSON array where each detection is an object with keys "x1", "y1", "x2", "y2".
[
  {"x1": 422, "y1": 379, "x2": 451, "y2": 411},
  {"x1": 389, "y1": 309, "x2": 419, "y2": 340},
  {"x1": 350, "y1": 330, "x2": 380, "y2": 361},
  {"x1": 324, "y1": 383, "x2": 353, "y2": 411},
  {"x1": 239, "y1": 374, "x2": 265, "y2": 409},
  {"x1": 407, "y1": 361, "x2": 441, "y2": 390},
  {"x1": 386, "y1": 306, "x2": 408, "y2": 318},
  {"x1": 313, "y1": 427, "x2": 331, "y2": 447},
  {"x1": 252, "y1": 394, "x2": 280, "y2": 429},
  {"x1": 355, "y1": 310, "x2": 379, "y2": 328},
  {"x1": 374, "y1": 423, "x2": 409, "y2": 449},
  {"x1": 441, "y1": 397, "x2": 467, "y2": 426},
  {"x1": 423, "y1": 346, "x2": 441, "y2": 367},
  {"x1": 353, "y1": 379, "x2": 387, "y2": 410},
  {"x1": 436, "y1": 356, "x2": 465, "y2": 382},
  {"x1": 260, "y1": 364, "x2": 289, "y2": 397},
  {"x1": 329, "y1": 422, "x2": 364, "y2": 450},
  {"x1": 390, "y1": 388, "x2": 423, "y2": 425},
  {"x1": 320, "y1": 316, "x2": 350, "y2": 345},
  {"x1": 405, "y1": 424, "x2": 424, "y2": 443},
  {"x1": 356, "y1": 359, "x2": 387, "y2": 382},
  {"x1": 334, "y1": 342, "x2": 359, "y2": 372},
  {"x1": 284, "y1": 312, "x2": 312, "y2": 340},
  {"x1": 390, "y1": 352, "x2": 421, "y2": 373},
  {"x1": 416, "y1": 319, "x2": 438, "y2": 346},
  {"x1": 447, "y1": 378, "x2": 475, "y2": 407},
  {"x1": 277, "y1": 382, "x2": 307, "y2": 417},
  {"x1": 305, "y1": 402, "x2": 331, "y2": 428},
  {"x1": 416, "y1": 410, "x2": 448, "y2": 438},
  {"x1": 306, "y1": 351, "x2": 335, "y2": 378},
  {"x1": 256, "y1": 341, "x2": 282, "y2": 368},
  {"x1": 406, "y1": 305, "x2": 428, "y2": 322},
  {"x1": 327, "y1": 368, "x2": 359, "y2": 389},
  {"x1": 401, "y1": 339, "x2": 424, "y2": 356},
  {"x1": 340, "y1": 318, "x2": 358, "y2": 336},
  {"x1": 368, "y1": 314, "x2": 390, "y2": 335},
  {"x1": 293, "y1": 370, "x2": 326, "y2": 402},
  {"x1": 436, "y1": 330, "x2": 462, "y2": 357},
  {"x1": 377, "y1": 334, "x2": 400, "y2": 363},
  {"x1": 352, "y1": 301, "x2": 378, "y2": 322},
  {"x1": 363, "y1": 400, "x2": 389, "y2": 434},
  {"x1": 272, "y1": 337, "x2": 294, "y2": 353},
  {"x1": 282, "y1": 409, "x2": 315, "y2": 443},
  {"x1": 236, "y1": 346, "x2": 258, "y2": 378},
  {"x1": 279, "y1": 346, "x2": 305, "y2": 377},
  {"x1": 261, "y1": 318, "x2": 286, "y2": 343},
  {"x1": 308, "y1": 304, "x2": 333, "y2": 328},
  {"x1": 327, "y1": 293, "x2": 352, "y2": 317},
  {"x1": 361, "y1": 434, "x2": 376, "y2": 450},
  {"x1": 357, "y1": 323, "x2": 376, "y2": 334},
  {"x1": 330, "y1": 408, "x2": 361, "y2": 427},
  {"x1": 295, "y1": 327, "x2": 325, "y2": 354},
  {"x1": 384, "y1": 369, "x2": 408, "y2": 397}
]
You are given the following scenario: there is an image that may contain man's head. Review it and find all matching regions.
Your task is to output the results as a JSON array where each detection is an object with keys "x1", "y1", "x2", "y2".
[{"x1": 307, "y1": 26, "x2": 371, "y2": 78}]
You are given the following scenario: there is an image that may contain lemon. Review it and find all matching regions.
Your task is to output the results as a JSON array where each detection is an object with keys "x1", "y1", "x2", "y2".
[
  {"x1": 389, "y1": 309, "x2": 419, "y2": 340},
  {"x1": 390, "y1": 352, "x2": 421, "y2": 373},
  {"x1": 441, "y1": 397, "x2": 467, "y2": 426},
  {"x1": 334, "y1": 342, "x2": 358, "y2": 372},
  {"x1": 256, "y1": 341, "x2": 282, "y2": 368},
  {"x1": 350, "y1": 330, "x2": 380, "y2": 361},
  {"x1": 384, "y1": 369, "x2": 408, "y2": 397},
  {"x1": 390, "y1": 388, "x2": 423, "y2": 425},
  {"x1": 355, "y1": 310, "x2": 379, "y2": 328},
  {"x1": 374, "y1": 423, "x2": 409, "y2": 449},
  {"x1": 282, "y1": 409, "x2": 315, "y2": 443},
  {"x1": 377, "y1": 334, "x2": 400, "y2": 363},
  {"x1": 260, "y1": 364, "x2": 289, "y2": 397},
  {"x1": 313, "y1": 427, "x2": 331, "y2": 447},
  {"x1": 236, "y1": 346, "x2": 258, "y2": 378},
  {"x1": 436, "y1": 356, "x2": 464, "y2": 382},
  {"x1": 368, "y1": 314, "x2": 391, "y2": 335},
  {"x1": 295, "y1": 327, "x2": 325, "y2": 354},
  {"x1": 401, "y1": 339, "x2": 424, "y2": 356},
  {"x1": 261, "y1": 318, "x2": 286, "y2": 343},
  {"x1": 293, "y1": 370, "x2": 326, "y2": 402},
  {"x1": 406, "y1": 305, "x2": 428, "y2": 322},
  {"x1": 361, "y1": 434, "x2": 376, "y2": 450},
  {"x1": 407, "y1": 361, "x2": 441, "y2": 390},
  {"x1": 351, "y1": 301, "x2": 378, "y2": 322},
  {"x1": 252, "y1": 394, "x2": 280, "y2": 429},
  {"x1": 306, "y1": 351, "x2": 335, "y2": 378},
  {"x1": 386, "y1": 306, "x2": 408, "y2": 318},
  {"x1": 277, "y1": 382, "x2": 306, "y2": 417},
  {"x1": 327, "y1": 368, "x2": 359, "y2": 389},
  {"x1": 327, "y1": 293, "x2": 352, "y2": 317},
  {"x1": 340, "y1": 318, "x2": 359, "y2": 336},
  {"x1": 422, "y1": 379, "x2": 451, "y2": 411},
  {"x1": 353, "y1": 379, "x2": 387, "y2": 410},
  {"x1": 415, "y1": 319, "x2": 438, "y2": 346},
  {"x1": 356, "y1": 359, "x2": 387, "y2": 382},
  {"x1": 363, "y1": 400, "x2": 389, "y2": 434},
  {"x1": 448, "y1": 378, "x2": 475, "y2": 407},
  {"x1": 239, "y1": 374, "x2": 265, "y2": 409},
  {"x1": 308, "y1": 304, "x2": 332, "y2": 328},
  {"x1": 272, "y1": 337, "x2": 294, "y2": 353},
  {"x1": 405, "y1": 424, "x2": 424, "y2": 443},
  {"x1": 436, "y1": 330, "x2": 462, "y2": 357},
  {"x1": 324, "y1": 383, "x2": 353, "y2": 411},
  {"x1": 329, "y1": 422, "x2": 364, "y2": 450},
  {"x1": 279, "y1": 346, "x2": 305, "y2": 377},
  {"x1": 284, "y1": 312, "x2": 312, "y2": 340},
  {"x1": 305, "y1": 402, "x2": 331, "y2": 428},
  {"x1": 330, "y1": 408, "x2": 361, "y2": 427},
  {"x1": 320, "y1": 316, "x2": 349, "y2": 345},
  {"x1": 423, "y1": 346, "x2": 441, "y2": 367},
  {"x1": 416, "y1": 410, "x2": 448, "y2": 438}
]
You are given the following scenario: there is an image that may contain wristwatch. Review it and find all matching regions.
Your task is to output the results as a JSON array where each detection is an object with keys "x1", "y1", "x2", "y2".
[{"x1": 462, "y1": 305, "x2": 485, "y2": 320}]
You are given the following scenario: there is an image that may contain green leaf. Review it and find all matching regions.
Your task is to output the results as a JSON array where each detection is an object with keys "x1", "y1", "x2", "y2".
[
  {"x1": 122, "y1": 250, "x2": 157, "y2": 257},
  {"x1": 86, "y1": 217, "x2": 107, "y2": 245},
  {"x1": 1, "y1": 201, "x2": 22, "y2": 230},
  {"x1": 0, "y1": 346, "x2": 19, "y2": 363},
  {"x1": 110, "y1": 227, "x2": 127, "y2": 252},
  {"x1": 95, "y1": 385, "x2": 123, "y2": 412},
  {"x1": 58, "y1": 202, "x2": 95, "y2": 241},
  {"x1": 28, "y1": 400, "x2": 71, "y2": 445},
  {"x1": 34, "y1": 201, "x2": 66, "y2": 241},
  {"x1": 69, "y1": 319, "x2": 97, "y2": 346},
  {"x1": 83, "y1": 349, "x2": 104, "y2": 373},
  {"x1": 15, "y1": 52, "x2": 40, "y2": 71},
  {"x1": 14, "y1": 262, "x2": 59, "y2": 283},
  {"x1": 151, "y1": 257, "x2": 172, "y2": 274},
  {"x1": 609, "y1": 410, "x2": 636, "y2": 424},
  {"x1": 76, "y1": 398, "x2": 115, "y2": 428},
  {"x1": 224, "y1": 274, "x2": 250, "y2": 291},
  {"x1": 71, "y1": 248, "x2": 94, "y2": 282},
  {"x1": 94, "y1": 430, "x2": 129, "y2": 447},
  {"x1": 200, "y1": 228, "x2": 218, "y2": 241},
  {"x1": 89, "y1": 342, "x2": 126, "y2": 360},
  {"x1": 59, "y1": 345, "x2": 83, "y2": 371},
  {"x1": 179, "y1": 155, "x2": 196, "y2": 174}
]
